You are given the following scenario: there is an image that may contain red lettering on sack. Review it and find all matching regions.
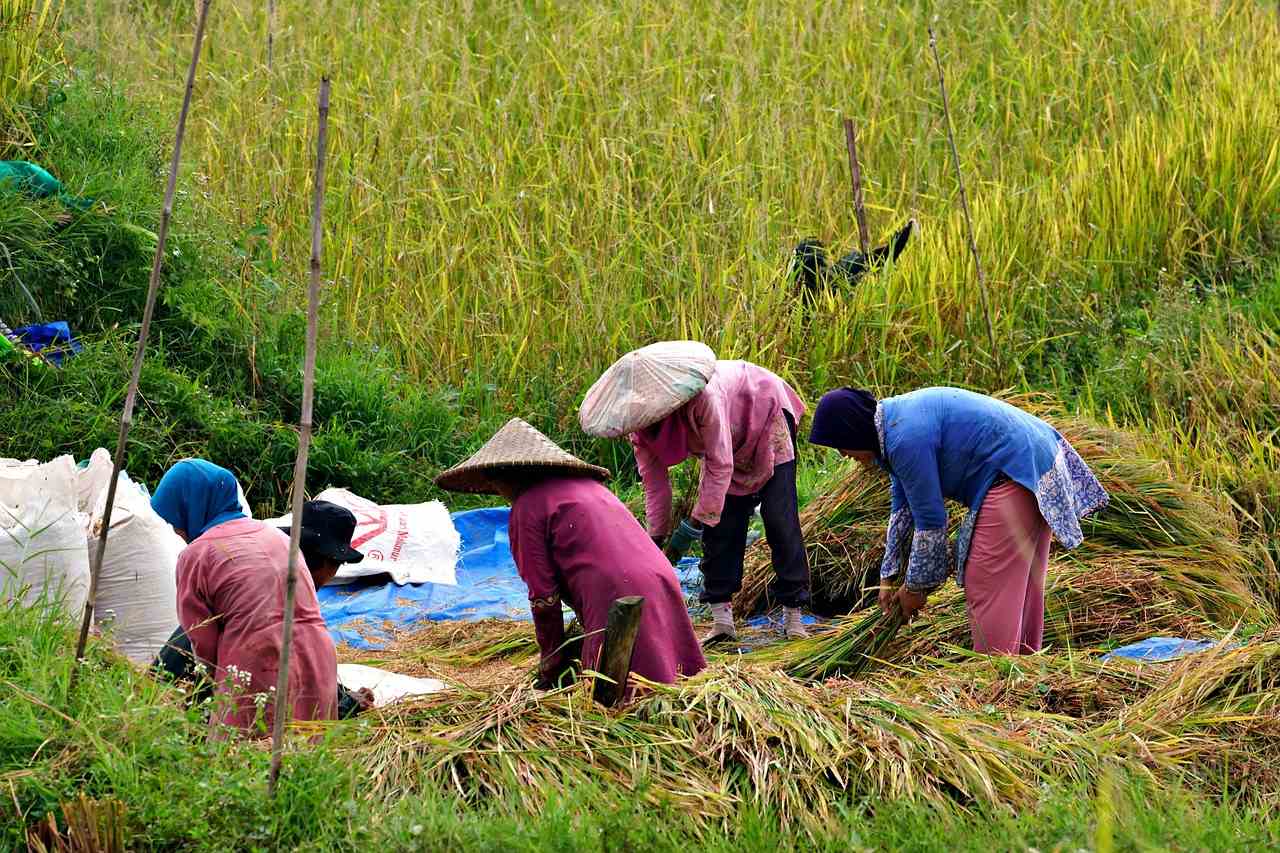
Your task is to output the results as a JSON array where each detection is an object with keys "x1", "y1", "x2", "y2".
[
  {"x1": 389, "y1": 512, "x2": 409, "y2": 561},
  {"x1": 351, "y1": 508, "x2": 388, "y2": 550}
]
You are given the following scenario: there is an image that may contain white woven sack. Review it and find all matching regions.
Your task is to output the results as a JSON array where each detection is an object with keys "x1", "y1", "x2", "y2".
[
  {"x1": 0, "y1": 456, "x2": 90, "y2": 619},
  {"x1": 267, "y1": 487, "x2": 459, "y2": 586},
  {"x1": 89, "y1": 472, "x2": 183, "y2": 663}
]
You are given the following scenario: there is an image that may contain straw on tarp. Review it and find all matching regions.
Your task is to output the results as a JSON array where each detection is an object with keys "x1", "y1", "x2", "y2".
[
  {"x1": 436, "y1": 418, "x2": 611, "y2": 494},
  {"x1": 579, "y1": 341, "x2": 716, "y2": 438}
]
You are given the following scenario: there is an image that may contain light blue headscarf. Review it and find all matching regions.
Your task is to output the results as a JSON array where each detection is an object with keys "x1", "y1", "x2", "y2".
[{"x1": 150, "y1": 459, "x2": 246, "y2": 540}]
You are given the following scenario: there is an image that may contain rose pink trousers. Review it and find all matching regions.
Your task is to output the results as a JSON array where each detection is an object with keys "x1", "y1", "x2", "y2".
[{"x1": 964, "y1": 482, "x2": 1052, "y2": 654}]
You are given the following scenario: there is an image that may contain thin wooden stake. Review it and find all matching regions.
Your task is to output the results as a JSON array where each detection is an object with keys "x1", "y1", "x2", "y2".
[
  {"x1": 928, "y1": 24, "x2": 999, "y2": 373},
  {"x1": 843, "y1": 117, "x2": 870, "y2": 257},
  {"x1": 268, "y1": 76, "x2": 330, "y2": 795},
  {"x1": 593, "y1": 595, "x2": 645, "y2": 707},
  {"x1": 69, "y1": 0, "x2": 212, "y2": 693},
  {"x1": 266, "y1": 0, "x2": 274, "y2": 72}
]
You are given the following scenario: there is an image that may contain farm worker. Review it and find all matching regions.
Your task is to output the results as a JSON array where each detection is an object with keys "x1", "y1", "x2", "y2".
[
  {"x1": 436, "y1": 418, "x2": 706, "y2": 695},
  {"x1": 808, "y1": 387, "x2": 1110, "y2": 654},
  {"x1": 150, "y1": 460, "x2": 338, "y2": 735},
  {"x1": 152, "y1": 499, "x2": 374, "y2": 718},
  {"x1": 579, "y1": 341, "x2": 811, "y2": 644}
]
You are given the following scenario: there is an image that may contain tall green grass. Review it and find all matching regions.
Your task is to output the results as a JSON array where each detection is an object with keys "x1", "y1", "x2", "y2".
[
  {"x1": 64, "y1": 0, "x2": 1280, "y2": 417},
  {"x1": 0, "y1": 0, "x2": 62, "y2": 145}
]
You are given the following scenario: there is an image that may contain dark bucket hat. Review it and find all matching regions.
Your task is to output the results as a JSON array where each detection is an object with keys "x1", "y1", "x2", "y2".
[{"x1": 278, "y1": 500, "x2": 365, "y2": 564}]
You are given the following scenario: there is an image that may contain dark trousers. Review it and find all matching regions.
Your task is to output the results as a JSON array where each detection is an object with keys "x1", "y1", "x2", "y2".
[{"x1": 700, "y1": 458, "x2": 810, "y2": 608}]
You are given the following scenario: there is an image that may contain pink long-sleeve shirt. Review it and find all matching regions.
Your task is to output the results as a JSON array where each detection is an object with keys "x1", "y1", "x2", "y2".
[
  {"x1": 631, "y1": 360, "x2": 805, "y2": 537},
  {"x1": 176, "y1": 518, "x2": 337, "y2": 736}
]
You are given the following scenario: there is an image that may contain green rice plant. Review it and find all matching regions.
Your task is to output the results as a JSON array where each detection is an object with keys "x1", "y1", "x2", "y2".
[{"x1": 0, "y1": 0, "x2": 61, "y2": 145}]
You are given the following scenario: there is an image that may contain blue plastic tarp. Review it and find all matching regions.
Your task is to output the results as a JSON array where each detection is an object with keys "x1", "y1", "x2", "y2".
[
  {"x1": 13, "y1": 321, "x2": 81, "y2": 366},
  {"x1": 318, "y1": 508, "x2": 530, "y2": 649},
  {"x1": 1102, "y1": 637, "x2": 1219, "y2": 662},
  {"x1": 318, "y1": 508, "x2": 814, "y2": 650}
]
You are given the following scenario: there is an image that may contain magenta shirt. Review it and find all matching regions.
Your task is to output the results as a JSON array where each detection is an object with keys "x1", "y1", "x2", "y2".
[
  {"x1": 509, "y1": 477, "x2": 705, "y2": 688},
  {"x1": 176, "y1": 518, "x2": 337, "y2": 735},
  {"x1": 631, "y1": 360, "x2": 805, "y2": 536}
]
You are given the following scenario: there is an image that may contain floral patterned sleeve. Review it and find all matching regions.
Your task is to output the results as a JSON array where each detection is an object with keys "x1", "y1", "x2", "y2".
[
  {"x1": 880, "y1": 475, "x2": 914, "y2": 580},
  {"x1": 889, "y1": 441, "x2": 951, "y2": 592}
]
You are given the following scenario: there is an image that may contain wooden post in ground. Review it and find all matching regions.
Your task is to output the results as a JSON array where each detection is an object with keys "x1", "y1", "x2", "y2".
[
  {"x1": 268, "y1": 76, "x2": 331, "y2": 795},
  {"x1": 843, "y1": 117, "x2": 871, "y2": 257},
  {"x1": 593, "y1": 596, "x2": 645, "y2": 707},
  {"x1": 69, "y1": 0, "x2": 212, "y2": 695}
]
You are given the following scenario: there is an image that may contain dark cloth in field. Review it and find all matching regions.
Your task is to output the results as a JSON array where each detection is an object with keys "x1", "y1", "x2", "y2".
[{"x1": 793, "y1": 219, "x2": 914, "y2": 293}]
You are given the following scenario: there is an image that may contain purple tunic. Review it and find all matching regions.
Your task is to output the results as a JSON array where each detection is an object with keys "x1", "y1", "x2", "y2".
[{"x1": 509, "y1": 477, "x2": 706, "y2": 687}]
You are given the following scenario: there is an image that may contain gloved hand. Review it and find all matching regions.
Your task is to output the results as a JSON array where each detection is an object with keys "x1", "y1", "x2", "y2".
[
  {"x1": 663, "y1": 518, "x2": 703, "y2": 563},
  {"x1": 535, "y1": 652, "x2": 575, "y2": 690}
]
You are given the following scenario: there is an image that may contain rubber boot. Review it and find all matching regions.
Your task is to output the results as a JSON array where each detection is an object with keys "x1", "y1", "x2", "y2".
[
  {"x1": 783, "y1": 607, "x2": 809, "y2": 640},
  {"x1": 702, "y1": 602, "x2": 737, "y2": 647}
]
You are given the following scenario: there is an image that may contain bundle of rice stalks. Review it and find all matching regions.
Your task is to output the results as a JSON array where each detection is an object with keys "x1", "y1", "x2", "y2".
[
  {"x1": 757, "y1": 607, "x2": 903, "y2": 680},
  {"x1": 338, "y1": 619, "x2": 539, "y2": 689},
  {"x1": 345, "y1": 662, "x2": 1060, "y2": 830},
  {"x1": 880, "y1": 650, "x2": 1163, "y2": 722},
  {"x1": 1090, "y1": 636, "x2": 1280, "y2": 794},
  {"x1": 733, "y1": 461, "x2": 895, "y2": 615},
  {"x1": 765, "y1": 553, "x2": 1227, "y2": 679}
]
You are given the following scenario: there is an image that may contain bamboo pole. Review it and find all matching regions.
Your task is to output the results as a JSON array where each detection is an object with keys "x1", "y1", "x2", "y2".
[
  {"x1": 69, "y1": 0, "x2": 212, "y2": 693},
  {"x1": 843, "y1": 118, "x2": 870, "y2": 257},
  {"x1": 266, "y1": 0, "x2": 274, "y2": 72},
  {"x1": 268, "y1": 76, "x2": 331, "y2": 795},
  {"x1": 593, "y1": 596, "x2": 645, "y2": 707},
  {"x1": 928, "y1": 24, "x2": 999, "y2": 373}
]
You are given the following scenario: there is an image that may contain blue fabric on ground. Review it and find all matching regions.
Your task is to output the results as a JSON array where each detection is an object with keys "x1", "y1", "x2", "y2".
[
  {"x1": 318, "y1": 510, "x2": 810, "y2": 650},
  {"x1": 319, "y1": 507, "x2": 531, "y2": 649},
  {"x1": 1102, "y1": 637, "x2": 1219, "y2": 662},
  {"x1": 13, "y1": 321, "x2": 82, "y2": 366}
]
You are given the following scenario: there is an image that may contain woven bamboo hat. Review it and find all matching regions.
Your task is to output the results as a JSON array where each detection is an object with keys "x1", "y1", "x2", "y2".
[{"x1": 435, "y1": 417, "x2": 611, "y2": 494}]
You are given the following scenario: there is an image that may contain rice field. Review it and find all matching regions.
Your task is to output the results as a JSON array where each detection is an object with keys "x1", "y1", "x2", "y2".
[{"x1": 63, "y1": 0, "x2": 1280, "y2": 417}]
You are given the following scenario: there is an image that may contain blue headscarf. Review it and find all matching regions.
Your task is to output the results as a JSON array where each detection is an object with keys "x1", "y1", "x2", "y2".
[{"x1": 150, "y1": 459, "x2": 246, "y2": 540}]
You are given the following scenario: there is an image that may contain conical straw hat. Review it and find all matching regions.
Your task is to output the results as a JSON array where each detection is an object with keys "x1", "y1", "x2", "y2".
[
  {"x1": 435, "y1": 418, "x2": 611, "y2": 494},
  {"x1": 578, "y1": 341, "x2": 717, "y2": 438}
]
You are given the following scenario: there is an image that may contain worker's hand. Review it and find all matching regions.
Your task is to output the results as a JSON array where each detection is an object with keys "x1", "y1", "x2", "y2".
[
  {"x1": 896, "y1": 586, "x2": 928, "y2": 622},
  {"x1": 535, "y1": 652, "x2": 573, "y2": 690},
  {"x1": 878, "y1": 582, "x2": 896, "y2": 615},
  {"x1": 353, "y1": 687, "x2": 375, "y2": 711},
  {"x1": 664, "y1": 518, "x2": 703, "y2": 563},
  {"x1": 651, "y1": 533, "x2": 667, "y2": 551}
]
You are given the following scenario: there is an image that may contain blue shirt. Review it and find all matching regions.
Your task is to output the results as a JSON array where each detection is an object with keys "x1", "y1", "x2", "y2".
[{"x1": 876, "y1": 388, "x2": 1109, "y2": 590}]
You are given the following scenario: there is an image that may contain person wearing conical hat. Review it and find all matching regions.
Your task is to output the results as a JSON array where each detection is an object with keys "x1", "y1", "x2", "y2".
[
  {"x1": 580, "y1": 342, "x2": 812, "y2": 645},
  {"x1": 436, "y1": 418, "x2": 705, "y2": 694}
]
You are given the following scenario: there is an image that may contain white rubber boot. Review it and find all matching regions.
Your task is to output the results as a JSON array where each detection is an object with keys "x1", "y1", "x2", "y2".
[
  {"x1": 783, "y1": 607, "x2": 809, "y2": 639},
  {"x1": 702, "y1": 602, "x2": 738, "y2": 646}
]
